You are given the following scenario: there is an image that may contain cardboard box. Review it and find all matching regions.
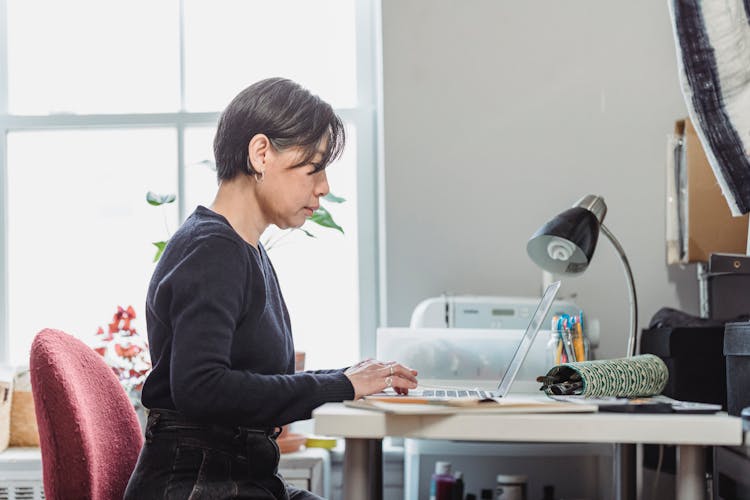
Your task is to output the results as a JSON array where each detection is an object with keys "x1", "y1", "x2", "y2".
[
  {"x1": 698, "y1": 252, "x2": 750, "y2": 320},
  {"x1": 666, "y1": 119, "x2": 749, "y2": 264}
]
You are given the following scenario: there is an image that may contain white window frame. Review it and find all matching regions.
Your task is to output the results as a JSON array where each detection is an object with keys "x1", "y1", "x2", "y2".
[{"x1": 0, "y1": 0, "x2": 383, "y2": 364}]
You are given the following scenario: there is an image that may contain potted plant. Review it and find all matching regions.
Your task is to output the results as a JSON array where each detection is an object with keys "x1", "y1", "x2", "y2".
[{"x1": 91, "y1": 306, "x2": 151, "y2": 410}]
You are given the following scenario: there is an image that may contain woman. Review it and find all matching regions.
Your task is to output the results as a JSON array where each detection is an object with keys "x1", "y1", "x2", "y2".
[{"x1": 125, "y1": 78, "x2": 418, "y2": 499}]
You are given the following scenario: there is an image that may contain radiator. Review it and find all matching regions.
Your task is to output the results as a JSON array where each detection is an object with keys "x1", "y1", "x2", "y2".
[{"x1": 0, "y1": 448, "x2": 44, "y2": 500}]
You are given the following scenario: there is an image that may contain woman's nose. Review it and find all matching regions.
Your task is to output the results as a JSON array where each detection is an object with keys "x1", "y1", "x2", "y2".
[{"x1": 316, "y1": 172, "x2": 330, "y2": 197}]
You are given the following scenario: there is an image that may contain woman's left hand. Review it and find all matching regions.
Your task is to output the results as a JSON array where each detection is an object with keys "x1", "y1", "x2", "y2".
[{"x1": 344, "y1": 359, "x2": 418, "y2": 399}]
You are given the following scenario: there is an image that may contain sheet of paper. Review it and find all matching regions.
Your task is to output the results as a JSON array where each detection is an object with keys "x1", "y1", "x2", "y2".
[{"x1": 348, "y1": 396, "x2": 598, "y2": 414}]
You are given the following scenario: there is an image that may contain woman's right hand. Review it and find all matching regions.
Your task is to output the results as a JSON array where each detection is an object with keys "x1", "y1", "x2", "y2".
[{"x1": 344, "y1": 359, "x2": 418, "y2": 399}]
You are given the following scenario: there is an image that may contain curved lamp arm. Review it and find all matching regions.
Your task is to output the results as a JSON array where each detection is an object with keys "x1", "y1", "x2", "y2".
[{"x1": 600, "y1": 223, "x2": 639, "y2": 357}]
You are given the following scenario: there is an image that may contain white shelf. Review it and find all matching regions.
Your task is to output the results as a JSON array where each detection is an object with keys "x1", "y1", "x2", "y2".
[
  {"x1": 279, "y1": 447, "x2": 331, "y2": 497},
  {"x1": 0, "y1": 445, "x2": 331, "y2": 499}
]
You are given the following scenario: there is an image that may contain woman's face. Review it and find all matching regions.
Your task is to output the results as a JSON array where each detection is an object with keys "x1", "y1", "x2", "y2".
[{"x1": 257, "y1": 144, "x2": 330, "y2": 230}]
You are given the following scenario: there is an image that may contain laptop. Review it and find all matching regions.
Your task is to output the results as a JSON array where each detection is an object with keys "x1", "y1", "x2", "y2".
[{"x1": 366, "y1": 280, "x2": 561, "y2": 403}]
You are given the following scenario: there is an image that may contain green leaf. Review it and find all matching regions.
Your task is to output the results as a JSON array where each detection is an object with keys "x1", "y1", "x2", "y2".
[
  {"x1": 309, "y1": 206, "x2": 344, "y2": 234},
  {"x1": 196, "y1": 159, "x2": 216, "y2": 170},
  {"x1": 323, "y1": 192, "x2": 346, "y2": 204},
  {"x1": 299, "y1": 228, "x2": 316, "y2": 238},
  {"x1": 152, "y1": 241, "x2": 167, "y2": 262},
  {"x1": 146, "y1": 191, "x2": 176, "y2": 206}
]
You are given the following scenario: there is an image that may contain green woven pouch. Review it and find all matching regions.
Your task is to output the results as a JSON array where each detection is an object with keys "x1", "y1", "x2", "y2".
[{"x1": 542, "y1": 354, "x2": 668, "y2": 398}]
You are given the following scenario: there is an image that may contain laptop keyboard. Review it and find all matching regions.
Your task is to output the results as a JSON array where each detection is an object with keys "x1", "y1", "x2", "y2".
[{"x1": 421, "y1": 389, "x2": 493, "y2": 399}]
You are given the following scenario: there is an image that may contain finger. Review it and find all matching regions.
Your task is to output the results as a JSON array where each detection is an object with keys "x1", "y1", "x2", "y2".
[
  {"x1": 375, "y1": 360, "x2": 398, "y2": 372},
  {"x1": 390, "y1": 364, "x2": 419, "y2": 383},
  {"x1": 391, "y1": 362, "x2": 417, "y2": 375},
  {"x1": 388, "y1": 374, "x2": 418, "y2": 392},
  {"x1": 397, "y1": 385, "x2": 413, "y2": 395},
  {"x1": 382, "y1": 363, "x2": 397, "y2": 377}
]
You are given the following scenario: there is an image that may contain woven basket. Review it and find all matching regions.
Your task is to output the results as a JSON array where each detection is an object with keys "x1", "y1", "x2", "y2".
[
  {"x1": 10, "y1": 370, "x2": 39, "y2": 447},
  {"x1": 0, "y1": 380, "x2": 11, "y2": 452}
]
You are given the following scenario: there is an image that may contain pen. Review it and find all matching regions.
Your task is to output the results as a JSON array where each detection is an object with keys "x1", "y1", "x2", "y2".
[
  {"x1": 563, "y1": 329, "x2": 576, "y2": 362},
  {"x1": 559, "y1": 316, "x2": 576, "y2": 362}
]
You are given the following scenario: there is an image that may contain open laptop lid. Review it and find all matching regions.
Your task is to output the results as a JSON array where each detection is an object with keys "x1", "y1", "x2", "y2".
[{"x1": 496, "y1": 280, "x2": 561, "y2": 396}]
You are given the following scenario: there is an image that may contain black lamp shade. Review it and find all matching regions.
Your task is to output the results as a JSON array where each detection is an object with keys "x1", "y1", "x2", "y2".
[{"x1": 526, "y1": 207, "x2": 601, "y2": 275}]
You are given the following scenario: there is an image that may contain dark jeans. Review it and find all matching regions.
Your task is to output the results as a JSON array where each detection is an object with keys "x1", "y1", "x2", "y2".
[{"x1": 124, "y1": 409, "x2": 323, "y2": 500}]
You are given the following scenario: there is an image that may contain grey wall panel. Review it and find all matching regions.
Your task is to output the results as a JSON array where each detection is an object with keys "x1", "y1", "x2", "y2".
[{"x1": 381, "y1": 0, "x2": 700, "y2": 360}]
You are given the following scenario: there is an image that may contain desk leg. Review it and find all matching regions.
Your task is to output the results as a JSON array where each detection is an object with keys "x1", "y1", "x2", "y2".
[
  {"x1": 613, "y1": 443, "x2": 636, "y2": 500},
  {"x1": 676, "y1": 445, "x2": 706, "y2": 500},
  {"x1": 342, "y1": 438, "x2": 382, "y2": 500}
]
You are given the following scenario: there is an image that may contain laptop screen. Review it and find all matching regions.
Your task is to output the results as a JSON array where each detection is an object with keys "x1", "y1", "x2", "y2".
[{"x1": 496, "y1": 280, "x2": 561, "y2": 395}]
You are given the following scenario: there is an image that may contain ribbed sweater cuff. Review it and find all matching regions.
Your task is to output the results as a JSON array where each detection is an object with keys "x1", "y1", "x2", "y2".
[{"x1": 318, "y1": 371, "x2": 355, "y2": 403}]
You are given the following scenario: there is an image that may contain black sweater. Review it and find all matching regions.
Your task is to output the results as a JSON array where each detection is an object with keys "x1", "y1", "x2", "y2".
[{"x1": 140, "y1": 206, "x2": 354, "y2": 427}]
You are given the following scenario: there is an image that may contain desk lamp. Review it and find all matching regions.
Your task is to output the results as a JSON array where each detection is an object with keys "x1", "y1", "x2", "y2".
[{"x1": 526, "y1": 194, "x2": 639, "y2": 357}]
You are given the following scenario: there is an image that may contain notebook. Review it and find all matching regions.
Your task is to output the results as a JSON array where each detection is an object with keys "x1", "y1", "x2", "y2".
[{"x1": 366, "y1": 280, "x2": 561, "y2": 403}]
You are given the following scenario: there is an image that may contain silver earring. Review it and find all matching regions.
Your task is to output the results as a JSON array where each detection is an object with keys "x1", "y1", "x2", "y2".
[{"x1": 247, "y1": 157, "x2": 265, "y2": 183}]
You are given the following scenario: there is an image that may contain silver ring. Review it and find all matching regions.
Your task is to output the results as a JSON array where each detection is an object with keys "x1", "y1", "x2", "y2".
[
  {"x1": 389, "y1": 365, "x2": 395, "y2": 376},
  {"x1": 385, "y1": 376, "x2": 393, "y2": 388}
]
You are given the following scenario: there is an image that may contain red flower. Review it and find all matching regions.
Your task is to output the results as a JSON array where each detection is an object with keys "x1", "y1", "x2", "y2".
[{"x1": 92, "y1": 305, "x2": 152, "y2": 396}]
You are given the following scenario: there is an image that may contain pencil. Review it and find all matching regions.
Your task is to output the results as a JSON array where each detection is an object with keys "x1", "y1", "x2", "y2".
[{"x1": 573, "y1": 322, "x2": 585, "y2": 361}]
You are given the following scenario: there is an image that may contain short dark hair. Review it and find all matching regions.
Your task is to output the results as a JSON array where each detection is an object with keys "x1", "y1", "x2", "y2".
[{"x1": 213, "y1": 77, "x2": 345, "y2": 181}]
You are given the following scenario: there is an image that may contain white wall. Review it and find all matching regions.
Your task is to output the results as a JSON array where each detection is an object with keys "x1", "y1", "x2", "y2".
[{"x1": 380, "y1": 0, "x2": 701, "y2": 360}]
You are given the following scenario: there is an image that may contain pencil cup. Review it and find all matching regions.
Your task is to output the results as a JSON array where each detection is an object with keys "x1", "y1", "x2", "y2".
[
  {"x1": 545, "y1": 330, "x2": 590, "y2": 367},
  {"x1": 545, "y1": 331, "x2": 561, "y2": 368}
]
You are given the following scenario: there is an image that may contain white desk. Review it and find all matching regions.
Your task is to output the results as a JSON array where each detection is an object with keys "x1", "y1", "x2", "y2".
[{"x1": 313, "y1": 403, "x2": 743, "y2": 500}]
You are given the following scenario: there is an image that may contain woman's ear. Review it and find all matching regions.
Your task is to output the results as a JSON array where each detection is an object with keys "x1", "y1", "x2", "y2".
[{"x1": 247, "y1": 134, "x2": 270, "y2": 174}]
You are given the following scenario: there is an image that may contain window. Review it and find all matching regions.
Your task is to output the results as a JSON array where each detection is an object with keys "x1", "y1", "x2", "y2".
[{"x1": 0, "y1": 0, "x2": 379, "y2": 371}]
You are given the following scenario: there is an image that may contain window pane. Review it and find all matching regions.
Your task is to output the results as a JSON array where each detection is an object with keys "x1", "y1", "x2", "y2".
[
  {"x1": 184, "y1": 126, "x2": 220, "y2": 215},
  {"x1": 184, "y1": 125, "x2": 359, "y2": 370},
  {"x1": 7, "y1": 1, "x2": 180, "y2": 114},
  {"x1": 267, "y1": 125, "x2": 359, "y2": 370},
  {"x1": 7, "y1": 129, "x2": 178, "y2": 363},
  {"x1": 183, "y1": 0, "x2": 357, "y2": 111}
]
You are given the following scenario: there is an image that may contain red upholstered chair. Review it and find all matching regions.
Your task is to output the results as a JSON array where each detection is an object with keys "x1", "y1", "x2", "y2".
[{"x1": 30, "y1": 328, "x2": 143, "y2": 500}]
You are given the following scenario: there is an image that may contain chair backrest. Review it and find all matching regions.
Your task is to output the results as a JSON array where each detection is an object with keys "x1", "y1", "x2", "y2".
[{"x1": 30, "y1": 328, "x2": 144, "y2": 500}]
